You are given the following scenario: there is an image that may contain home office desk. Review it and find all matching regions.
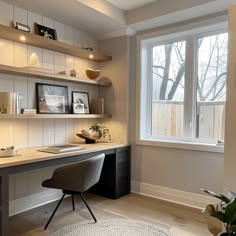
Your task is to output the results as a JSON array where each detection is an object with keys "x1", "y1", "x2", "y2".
[{"x1": 0, "y1": 143, "x2": 130, "y2": 236}]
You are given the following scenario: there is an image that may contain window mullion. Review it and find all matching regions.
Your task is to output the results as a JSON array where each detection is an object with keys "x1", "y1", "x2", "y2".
[
  {"x1": 146, "y1": 46, "x2": 153, "y2": 137},
  {"x1": 183, "y1": 36, "x2": 195, "y2": 138}
]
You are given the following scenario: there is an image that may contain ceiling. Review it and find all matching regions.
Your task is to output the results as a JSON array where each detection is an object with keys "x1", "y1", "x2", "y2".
[
  {"x1": 105, "y1": 0, "x2": 158, "y2": 10},
  {"x1": 1, "y1": 0, "x2": 231, "y2": 38}
]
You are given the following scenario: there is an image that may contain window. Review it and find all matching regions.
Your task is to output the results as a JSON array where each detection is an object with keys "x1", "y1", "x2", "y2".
[{"x1": 139, "y1": 24, "x2": 228, "y2": 146}]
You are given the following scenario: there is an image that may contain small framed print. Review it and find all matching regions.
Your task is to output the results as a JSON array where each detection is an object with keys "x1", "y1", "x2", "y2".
[
  {"x1": 72, "y1": 92, "x2": 90, "y2": 114},
  {"x1": 14, "y1": 22, "x2": 30, "y2": 32},
  {"x1": 35, "y1": 23, "x2": 57, "y2": 40},
  {"x1": 36, "y1": 83, "x2": 69, "y2": 114}
]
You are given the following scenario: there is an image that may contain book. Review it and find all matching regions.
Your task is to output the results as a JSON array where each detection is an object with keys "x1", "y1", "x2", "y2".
[
  {"x1": 39, "y1": 144, "x2": 82, "y2": 154},
  {"x1": 91, "y1": 98, "x2": 104, "y2": 114}
]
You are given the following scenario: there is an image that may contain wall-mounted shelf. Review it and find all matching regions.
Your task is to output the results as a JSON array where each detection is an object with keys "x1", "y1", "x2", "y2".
[
  {"x1": 0, "y1": 64, "x2": 111, "y2": 87},
  {"x1": 0, "y1": 24, "x2": 112, "y2": 62},
  {"x1": 0, "y1": 114, "x2": 112, "y2": 119}
]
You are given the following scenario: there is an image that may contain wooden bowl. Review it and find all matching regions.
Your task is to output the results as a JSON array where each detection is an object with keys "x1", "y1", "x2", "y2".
[{"x1": 86, "y1": 68, "x2": 101, "y2": 80}]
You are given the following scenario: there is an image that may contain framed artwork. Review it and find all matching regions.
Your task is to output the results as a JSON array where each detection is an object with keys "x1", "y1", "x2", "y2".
[
  {"x1": 72, "y1": 92, "x2": 90, "y2": 114},
  {"x1": 36, "y1": 83, "x2": 69, "y2": 114},
  {"x1": 35, "y1": 23, "x2": 57, "y2": 40},
  {"x1": 14, "y1": 22, "x2": 30, "y2": 32}
]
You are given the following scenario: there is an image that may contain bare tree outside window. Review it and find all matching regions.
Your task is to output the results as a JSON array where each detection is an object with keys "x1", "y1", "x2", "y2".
[
  {"x1": 152, "y1": 41, "x2": 185, "y2": 137},
  {"x1": 197, "y1": 33, "x2": 228, "y2": 140}
]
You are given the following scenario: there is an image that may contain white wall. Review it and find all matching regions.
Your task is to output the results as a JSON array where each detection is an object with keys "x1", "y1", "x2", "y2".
[
  {"x1": 224, "y1": 5, "x2": 236, "y2": 192},
  {"x1": 0, "y1": 0, "x2": 103, "y2": 215},
  {"x1": 98, "y1": 36, "x2": 130, "y2": 144}
]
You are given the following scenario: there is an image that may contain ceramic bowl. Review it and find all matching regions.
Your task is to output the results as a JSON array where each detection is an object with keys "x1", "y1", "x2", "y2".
[
  {"x1": 0, "y1": 149, "x2": 17, "y2": 157},
  {"x1": 86, "y1": 68, "x2": 101, "y2": 80}
]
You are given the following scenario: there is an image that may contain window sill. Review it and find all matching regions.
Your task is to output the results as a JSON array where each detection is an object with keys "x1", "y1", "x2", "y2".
[{"x1": 136, "y1": 139, "x2": 224, "y2": 153}]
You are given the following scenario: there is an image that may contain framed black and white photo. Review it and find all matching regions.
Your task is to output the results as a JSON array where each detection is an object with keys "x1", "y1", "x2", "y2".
[
  {"x1": 72, "y1": 92, "x2": 90, "y2": 114},
  {"x1": 35, "y1": 23, "x2": 57, "y2": 40},
  {"x1": 36, "y1": 83, "x2": 69, "y2": 114}
]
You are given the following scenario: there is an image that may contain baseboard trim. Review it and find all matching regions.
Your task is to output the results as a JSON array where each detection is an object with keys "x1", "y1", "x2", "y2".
[
  {"x1": 131, "y1": 181, "x2": 218, "y2": 209},
  {"x1": 9, "y1": 190, "x2": 62, "y2": 216}
]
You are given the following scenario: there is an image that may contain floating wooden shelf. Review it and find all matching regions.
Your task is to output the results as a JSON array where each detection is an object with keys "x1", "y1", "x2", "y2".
[
  {"x1": 0, "y1": 114, "x2": 112, "y2": 119},
  {"x1": 0, "y1": 24, "x2": 112, "y2": 62},
  {"x1": 0, "y1": 64, "x2": 111, "y2": 86}
]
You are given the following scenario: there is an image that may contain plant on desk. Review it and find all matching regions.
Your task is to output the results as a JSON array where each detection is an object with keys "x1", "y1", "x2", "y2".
[
  {"x1": 90, "y1": 122, "x2": 111, "y2": 141},
  {"x1": 77, "y1": 122, "x2": 111, "y2": 144}
]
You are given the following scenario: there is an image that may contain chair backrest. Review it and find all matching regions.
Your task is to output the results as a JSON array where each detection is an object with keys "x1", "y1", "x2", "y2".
[{"x1": 51, "y1": 153, "x2": 105, "y2": 192}]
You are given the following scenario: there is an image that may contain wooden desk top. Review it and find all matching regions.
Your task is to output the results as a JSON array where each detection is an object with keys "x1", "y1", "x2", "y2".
[{"x1": 0, "y1": 143, "x2": 129, "y2": 168}]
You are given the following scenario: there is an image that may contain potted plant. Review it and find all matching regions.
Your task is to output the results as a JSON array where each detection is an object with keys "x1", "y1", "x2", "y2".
[
  {"x1": 90, "y1": 122, "x2": 111, "y2": 141},
  {"x1": 201, "y1": 189, "x2": 236, "y2": 236}
]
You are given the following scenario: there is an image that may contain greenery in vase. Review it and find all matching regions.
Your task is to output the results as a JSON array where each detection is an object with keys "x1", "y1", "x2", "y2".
[
  {"x1": 201, "y1": 188, "x2": 236, "y2": 236},
  {"x1": 90, "y1": 122, "x2": 111, "y2": 141}
]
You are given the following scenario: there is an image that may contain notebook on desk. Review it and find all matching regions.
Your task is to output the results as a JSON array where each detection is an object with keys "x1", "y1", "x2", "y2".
[{"x1": 38, "y1": 144, "x2": 83, "y2": 154}]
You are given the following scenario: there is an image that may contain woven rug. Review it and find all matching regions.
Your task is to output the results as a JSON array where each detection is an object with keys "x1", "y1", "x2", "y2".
[{"x1": 50, "y1": 218, "x2": 175, "y2": 236}]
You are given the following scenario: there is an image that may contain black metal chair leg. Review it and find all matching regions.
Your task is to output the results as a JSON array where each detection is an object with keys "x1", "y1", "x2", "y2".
[
  {"x1": 71, "y1": 194, "x2": 75, "y2": 211},
  {"x1": 44, "y1": 193, "x2": 66, "y2": 230},
  {"x1": 80, "y1": 193, "x2": 97, "y2": 223}
]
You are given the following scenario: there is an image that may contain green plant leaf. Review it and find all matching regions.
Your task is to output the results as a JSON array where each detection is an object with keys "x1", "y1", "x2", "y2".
[
  {"x1": 225, "y1": 199, "x2": 236, "y2": 223},
  {"x1": 201, "y1": 189, "x2": 231, "y2": 203}
]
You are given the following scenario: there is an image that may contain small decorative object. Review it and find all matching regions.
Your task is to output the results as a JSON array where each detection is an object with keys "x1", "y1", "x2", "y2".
[
  {"x1": 22, "y1": 108, "x2": 37, "y2": 114},
  {"x1": 98, "y1": 77, "x2": 112, "y2": 86},
  {"x1": 86, "y1": 68, "x2": 101, "y2": 80},
  {"x1": 72, "y1": 92, "x2": 90, "y2": 114},
  {"x1": 81, "y1": 129, "x2": 93, "y2": 136},
  {"x1": 14, "y1": 21, "x2": 30, "y2": 32},
  {"x1": 82, "y1": 47, "x2": 93, "y2": 51},
  {"x1": 90, "y1": 122, "x2": 111, "y2": 141},
  {"x1": 70, "y1": 69, "x2": 77, "y2": 77},
  {"x1": 91, "y1": 98, "x2": 104, "y2": 114},
  {"x1": 0, "y1": 146, "x2": 17, "y2": 157},
  {"x1": 201, "y1": 188, "x2": 236, "y2": 236},
  {"x1": 35, "y1": 23, "x2": 57, "y2": 40},
  {"x1": 77, "y1": 122, "x2": 111, "y2": 144},
  {"x1": 36, "y1": 83, "x2": 69, "y2": 114},
  {"x1": 28, "y1": 53, "x2": 40, "y2": 67}
]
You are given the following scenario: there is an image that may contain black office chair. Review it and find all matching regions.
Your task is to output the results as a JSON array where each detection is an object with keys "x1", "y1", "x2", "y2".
[{"x1": 42, "y1": 153, "x2": 105, "y2": 230}]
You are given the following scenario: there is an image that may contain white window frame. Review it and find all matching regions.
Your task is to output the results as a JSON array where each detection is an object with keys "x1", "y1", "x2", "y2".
[{"x1": 136, "y1": 17, "x2": 227, "y2": 153}]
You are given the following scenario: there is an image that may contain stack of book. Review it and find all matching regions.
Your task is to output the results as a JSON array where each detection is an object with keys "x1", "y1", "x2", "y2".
[
  {"x1": 39, "y1": 144, "x2": 82, "y2": 154},
  {"x1": 91, "y1": 98, "x2": 104, "y2": 114},
  {"x1": 22, "y1": 108, "x2": 37, "y2": 114}
]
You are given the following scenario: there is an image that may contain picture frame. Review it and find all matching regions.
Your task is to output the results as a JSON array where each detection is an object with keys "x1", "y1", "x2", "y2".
[
  {"x1": 72, "y1": 92, "x2": 90, "y2": 114},
  {"x1": 36, "y1": 83, "x2": 69, "y2": 114},
  {"x1": 35, "y1": 23, "x2": 57, "y2": 40},
  {"x1": 14, "y1": 21, "x2": 30, "y2": 32}
]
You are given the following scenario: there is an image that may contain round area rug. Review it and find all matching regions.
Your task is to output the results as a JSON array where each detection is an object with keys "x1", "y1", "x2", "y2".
[{"x1": 50, "y1": 218, "x2": 173, "y2": 236}]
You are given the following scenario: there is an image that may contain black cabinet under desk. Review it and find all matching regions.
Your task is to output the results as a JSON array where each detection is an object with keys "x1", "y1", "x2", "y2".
[{"x1": 90, "y1": 146, "x2": 131, "y2": 199}]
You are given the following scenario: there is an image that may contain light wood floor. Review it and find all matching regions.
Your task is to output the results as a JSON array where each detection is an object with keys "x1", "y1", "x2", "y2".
[{"x1": 9, "y1": 193, "x2": 221, "y2": 236}]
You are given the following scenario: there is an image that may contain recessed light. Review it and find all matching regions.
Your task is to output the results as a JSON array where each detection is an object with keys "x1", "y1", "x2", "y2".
[
  {"x1": 89, "y1": 54, "x2": 94, "y2": 59},
  {"x1": 20, "y1": 36, "x2": 26, "y2": 41}
]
